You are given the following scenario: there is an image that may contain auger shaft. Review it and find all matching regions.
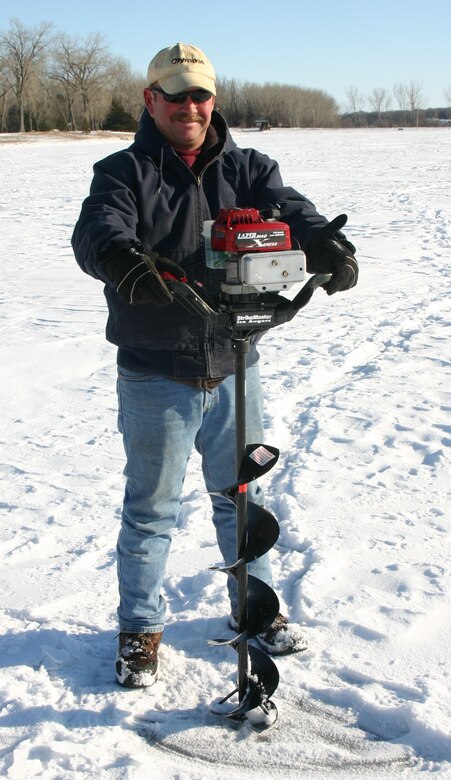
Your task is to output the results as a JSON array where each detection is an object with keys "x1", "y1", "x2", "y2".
[
  {"x1": 233, "y1": 335, "x2": 250, "y2": 700},
  {"x1": 208, "y1": 328, "x2": 281, "y2": 728}
]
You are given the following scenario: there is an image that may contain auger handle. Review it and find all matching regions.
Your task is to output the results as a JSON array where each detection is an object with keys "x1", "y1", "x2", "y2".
[{"x1": 274, "y1": 272, "x2": 333, "y2": 324}]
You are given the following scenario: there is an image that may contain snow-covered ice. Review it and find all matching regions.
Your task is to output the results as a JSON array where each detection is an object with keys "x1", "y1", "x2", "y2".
[{"x1": 0, "y1": 126, "x2": 450, "y2": 778}]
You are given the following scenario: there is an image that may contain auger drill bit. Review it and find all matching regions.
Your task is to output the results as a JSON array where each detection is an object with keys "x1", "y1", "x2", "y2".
[{"x1": 210, "y1": 336, "x2": 281, "y2": 730}]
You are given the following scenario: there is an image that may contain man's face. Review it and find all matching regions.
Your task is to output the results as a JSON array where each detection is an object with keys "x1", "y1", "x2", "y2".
[{"x1": 144, "y1": 86, "x2": 215, "y2": 149}]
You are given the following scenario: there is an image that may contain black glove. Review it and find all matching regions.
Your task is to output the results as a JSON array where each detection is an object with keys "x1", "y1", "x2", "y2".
[
  {"x1": 306, "y1": 214, "x2": 359, "y2": 296},
  {"x1": 105, "y1": 246, "x2": 186, "y2": 305}
]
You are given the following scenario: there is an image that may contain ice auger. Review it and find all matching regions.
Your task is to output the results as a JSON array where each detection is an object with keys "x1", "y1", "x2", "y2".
[{"x1": 164, "y1": 207, "x2": 333, "y2": 730}]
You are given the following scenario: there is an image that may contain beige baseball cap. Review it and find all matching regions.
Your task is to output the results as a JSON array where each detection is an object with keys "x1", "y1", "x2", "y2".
[{"x1": 147, "y1": 43, "x2": 216, "y2": 95}]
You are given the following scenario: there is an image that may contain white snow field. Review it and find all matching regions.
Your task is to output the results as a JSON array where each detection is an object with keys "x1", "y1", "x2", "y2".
[{"x1": 0, "y1": 126, "x2": 450, "y2": 779}]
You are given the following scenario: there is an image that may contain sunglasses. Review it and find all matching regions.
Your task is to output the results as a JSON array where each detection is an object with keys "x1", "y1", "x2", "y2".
[{"x1": 151, "y1": 87, "x2": 213, "y2": 104}]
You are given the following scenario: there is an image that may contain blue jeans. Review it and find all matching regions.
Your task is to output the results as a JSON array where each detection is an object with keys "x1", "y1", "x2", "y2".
[{"x1": 116, "y1": 365, "x2": 274, "y2": 633}]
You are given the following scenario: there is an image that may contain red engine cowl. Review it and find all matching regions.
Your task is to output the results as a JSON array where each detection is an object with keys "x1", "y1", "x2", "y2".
[{"x1": 211, "y1": 208, "x2": 291, "y2": 253}]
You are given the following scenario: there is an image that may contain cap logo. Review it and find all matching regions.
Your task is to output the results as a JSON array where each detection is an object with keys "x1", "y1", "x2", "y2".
[{"x1": 171, "y1": 57, "x2": 205, "y2": 65}]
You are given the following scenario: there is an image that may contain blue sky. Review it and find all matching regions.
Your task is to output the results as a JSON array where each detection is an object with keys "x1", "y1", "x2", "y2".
[{"x1": 2, "y1": 0, "x2": 450, "y2": 109}]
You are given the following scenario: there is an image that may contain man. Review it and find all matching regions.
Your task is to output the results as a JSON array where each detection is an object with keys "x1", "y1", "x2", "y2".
[{"x1": 72, "y1": 43, "x2": 358, "y2": 689}]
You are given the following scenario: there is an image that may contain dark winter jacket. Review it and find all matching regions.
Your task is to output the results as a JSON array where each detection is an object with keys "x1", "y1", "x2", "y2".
[{"x1": 72, "y1": 109, "x2": 328, "y2": 377}]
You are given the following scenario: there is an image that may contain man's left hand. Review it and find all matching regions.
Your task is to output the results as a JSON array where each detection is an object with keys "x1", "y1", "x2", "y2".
[{"x1": 306, "y1": 214, "x2": 359, "y2": 295}]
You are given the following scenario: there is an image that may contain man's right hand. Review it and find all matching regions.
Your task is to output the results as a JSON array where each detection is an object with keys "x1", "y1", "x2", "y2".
[{"x1": 105, "y1": 247, "x2": 186, "y2": 305}]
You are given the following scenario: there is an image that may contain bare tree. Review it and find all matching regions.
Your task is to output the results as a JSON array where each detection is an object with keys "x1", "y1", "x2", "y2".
[
  {"x1": 368, "y1": 87, "x2": 391, "y2": 124},
  {"x1": 345, "y1": 85, "x2": 366, "y2": 125},
  {"x1": 0, "y1": 66, "x2": 12, "y2": 132},
  {"x1": 49, "y1": 32, "x2": 110, "y2": 131},
  {"x1": 406, "y1": 80, "x2": 425, "y2": 111},
  {"x1": 47, "y1": 33, "x2": 82, "y2": 129},
  {"x1": 392, "y1": 81, "x2": 409, "y2": 125},
  {"x1": 392, "y1": 80, "x2": 427, "y2": 126},
  {"x1": 392, "y1": 81, "x2": 408, "y2": 110},
  {"x1": 25, "y1": 70, "x2": 52, "y2": 130},
  {"x1": 38, "y1": 73, "x2": 74, "y2": 130},
  {"x1": 0, "y1": 17, "x2": 52, "y2": 132},
  {"x1": 444, "y1": 86, "x2": 451, "y2": 106},
  {"x1": 74, "y1": 33, "x2": 111, "y2": 131},
  {"x1": 107, "y1": 56, "x2": 145, "y2": 120},
  {"x1": 216, "y1": 77, "x2": 242, "y2": 126},
  {"x1": 405, "y1": 80, "x2": 426, "y2": 126}
]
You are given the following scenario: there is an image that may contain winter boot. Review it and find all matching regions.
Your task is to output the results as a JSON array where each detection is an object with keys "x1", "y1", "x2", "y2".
[
  {"x1": 230, "y1": 612, "x2": 308, "y2": 656},
  {"x1": 116, "y1": 631, "x2": 162, "y2": 688}
]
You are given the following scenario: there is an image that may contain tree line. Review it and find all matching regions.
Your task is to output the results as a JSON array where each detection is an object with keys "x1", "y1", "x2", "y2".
[
  {"x1": 343, "y1": 84, "x2": 451, "y2": 127},
  {"x1": 1, "y1": 18, "x2": 450, "y2": 134}
]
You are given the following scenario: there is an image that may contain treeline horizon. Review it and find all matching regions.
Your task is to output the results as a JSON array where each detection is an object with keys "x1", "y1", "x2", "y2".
[{"x1": 1, "y1": 18, "x2": 450, "y2": 134}]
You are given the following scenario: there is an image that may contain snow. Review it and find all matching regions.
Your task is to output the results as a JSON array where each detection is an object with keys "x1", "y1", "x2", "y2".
[{"x1": 0, "y1": 126, "x2": 450, "y2": 779}]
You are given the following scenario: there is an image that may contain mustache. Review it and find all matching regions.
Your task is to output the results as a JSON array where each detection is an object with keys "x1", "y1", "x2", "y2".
[{"x1": 171, "y1": 112, "x2": 204, "y2": 124}]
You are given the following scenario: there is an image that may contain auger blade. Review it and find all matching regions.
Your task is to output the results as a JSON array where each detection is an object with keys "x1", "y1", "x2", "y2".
[
  {"x1": 209, "y1": 575, "x2": 279, "y2": 647},
  {"x1": 223, "y1": 645, "x2": 280, "y2": 719},
  {"x1": 234, "y1": 575, "x2": 280, "y2": 641},
  {"x1": 240, "y1": 443, "x2": 279, "y2": 483},
  {"x1": 209, "y1": 501, "x2": 279, "y2": 575},
  {"x1": 222, "y1": 444, "x2": 279, "y2": 497},
  {"x1": 240, "y1": 501, "x2": 279, "y2": 560}
]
